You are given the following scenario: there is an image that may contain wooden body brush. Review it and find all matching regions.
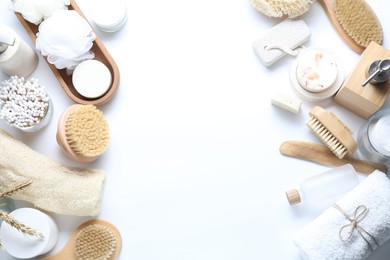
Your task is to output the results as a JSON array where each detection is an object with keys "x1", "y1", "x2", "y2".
[
  {"x1": 319, "y1": 0, "x2": 383, "y2": 53},
  {"x1": 56, "y1": 104, "x2": 110, "y2": 163},
  {"x1": 42, "y1": 219, "x2": 122, "y2": 260},
  {"x1": 306, "y1": 106, "x2": 357, "y2": 159}
]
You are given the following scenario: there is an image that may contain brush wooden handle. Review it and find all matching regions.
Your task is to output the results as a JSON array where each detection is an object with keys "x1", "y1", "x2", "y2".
[{"x1": 279, "y1": 140, "x2": 387, "y2": 175}]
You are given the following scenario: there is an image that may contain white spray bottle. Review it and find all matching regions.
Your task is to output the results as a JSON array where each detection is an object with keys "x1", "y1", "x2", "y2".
[{"x1": 0, "y1": 24, "x2": 38, "y2": 77}]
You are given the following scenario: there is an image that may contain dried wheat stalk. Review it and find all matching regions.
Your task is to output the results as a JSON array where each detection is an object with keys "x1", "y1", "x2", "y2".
[
  {"x1": 0, "y1": 210, "x2": 44, "y2": 238},
  {"x1": 0, "y1": 180, "x2": 32, "y2": 198},
  {"x1": 0, "y1": 180, "x2": 43, "y2": 238}
]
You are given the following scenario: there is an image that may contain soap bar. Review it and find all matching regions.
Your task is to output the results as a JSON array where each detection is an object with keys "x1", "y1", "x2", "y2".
[
  {"x1": 271, "y1": 92, "x2": 302, "y2": 114},
  {"x1": 72, "y1": 60, "x2": 112, "y2": 99}
]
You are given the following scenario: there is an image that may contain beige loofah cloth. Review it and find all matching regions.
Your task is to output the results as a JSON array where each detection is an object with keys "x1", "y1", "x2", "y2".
[
  {"x1": 251, "y1": 0, "x2": 313, "y2": 18},
  {"x1": 0, "y1": 129, "x2": 105, "y2": 216}
]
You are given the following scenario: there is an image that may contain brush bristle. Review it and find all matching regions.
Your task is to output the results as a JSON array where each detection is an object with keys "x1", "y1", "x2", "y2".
[
  {"x1": 75, "y1": 224, "x2": 117, "y2": 260},
  {"x1": 65, "y1": 105, "x2": 109, "y2": 158},
  {"x1": 334, "y1": 0, "x2": 383, "y2": 48},
  {"x1": 306, "y1": 116, "x2": 347, "y2": 159}
]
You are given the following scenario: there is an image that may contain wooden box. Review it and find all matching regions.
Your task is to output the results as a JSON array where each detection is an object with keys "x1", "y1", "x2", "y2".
[{"x1": 334, "y1": 42, "x2": 390, "y2": 119}]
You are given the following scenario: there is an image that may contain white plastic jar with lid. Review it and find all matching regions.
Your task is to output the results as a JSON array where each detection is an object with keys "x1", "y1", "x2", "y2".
[
  {"x1": 286, "y1": 164, "x2": 359, "y2": 207},
  {"x1": 90, "y1": 0, "x2": 128, "y2": 32}
]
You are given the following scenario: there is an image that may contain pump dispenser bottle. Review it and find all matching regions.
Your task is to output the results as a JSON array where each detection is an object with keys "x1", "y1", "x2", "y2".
[
  {"x1": 0, "y1": 24, "x2": 38, "y2": 77},
  {"x1": 286, "y1": 164, "x2": 359, "y2": 206}
]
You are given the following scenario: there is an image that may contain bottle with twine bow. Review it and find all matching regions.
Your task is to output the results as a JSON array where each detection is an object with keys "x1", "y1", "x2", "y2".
[{"x1": 0, "y1": 180, "x2": 44, "y2": 248}]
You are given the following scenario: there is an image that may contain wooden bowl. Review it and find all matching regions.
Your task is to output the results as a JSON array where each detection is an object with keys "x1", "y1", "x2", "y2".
[{"x1": 14, "y1": 0, "x2": 120, "y2": 106}]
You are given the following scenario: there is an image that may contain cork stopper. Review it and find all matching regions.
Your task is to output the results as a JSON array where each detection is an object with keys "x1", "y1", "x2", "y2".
[{"x1": 286, "y1": 188, "x2": 301, "y2": 205}]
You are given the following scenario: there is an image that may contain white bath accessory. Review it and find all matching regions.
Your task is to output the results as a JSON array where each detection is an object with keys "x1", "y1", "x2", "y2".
[
  {"x1": 72, "y1": 60, "x2": 112, "y2": 98},
  {"x1": 90, "y1": 0, "x2": 128, "y2": 32},
  {"x1": 13, "y1": 0, "x2": 70, "y2": 25},
  {"x1": 290, "y1": 47, "x2": 344, "y2": 102},
  {"x1": 0, "y1": 208, "x2": 58, "y2": 259},
  {"x1": 0, "y1": 24, "x2": 38, "y2": 77},
  {"x1": 253, "y1": 19, "x2": 311, "y2": 66},
  {"x1": 36, "y1": 9, "x2": 96, "y2": 71},
  {"x1": 294, "y1": 170, "x2": 390, "y2": 260}
]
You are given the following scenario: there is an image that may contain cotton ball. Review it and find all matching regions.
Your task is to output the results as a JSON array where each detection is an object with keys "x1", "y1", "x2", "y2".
[{"x1": 36, "y1": 10, "x2": 96, "y2": 70}]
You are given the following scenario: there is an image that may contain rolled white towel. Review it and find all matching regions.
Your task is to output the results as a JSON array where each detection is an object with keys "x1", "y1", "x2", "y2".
[{"x1": 294, "y1": 170, "x2": 390, "y2": 260}]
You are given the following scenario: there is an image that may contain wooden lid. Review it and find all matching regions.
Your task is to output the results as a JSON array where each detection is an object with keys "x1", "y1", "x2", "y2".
[{"x1": 286, "y1": 188, "x2": 301, "y2": 205}]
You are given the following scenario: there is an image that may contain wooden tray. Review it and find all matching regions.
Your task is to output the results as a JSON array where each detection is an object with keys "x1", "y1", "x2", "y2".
[{"x1": 14, "y1": 0, "x2": 120, "y2": 106}]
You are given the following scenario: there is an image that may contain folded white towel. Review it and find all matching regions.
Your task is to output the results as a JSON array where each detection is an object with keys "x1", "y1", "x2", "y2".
[{"x1": 294, "y1": 170, "x2": 390, "y2": 260}]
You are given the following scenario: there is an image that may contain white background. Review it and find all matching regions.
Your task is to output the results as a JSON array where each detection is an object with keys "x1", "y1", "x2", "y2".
[{"x1": 1, "y1": 0, "x2": 390, "y2": 259}]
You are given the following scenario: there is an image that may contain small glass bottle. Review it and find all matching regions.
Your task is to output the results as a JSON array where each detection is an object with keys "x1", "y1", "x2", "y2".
[{"x1": 286, "y1": 164, "x2": 359, "y2": 206}]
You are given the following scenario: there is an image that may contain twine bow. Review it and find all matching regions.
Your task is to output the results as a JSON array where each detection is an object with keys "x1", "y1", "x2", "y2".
[{"x1": 333, "y1": 204, "x2": 378, "y2": 251}]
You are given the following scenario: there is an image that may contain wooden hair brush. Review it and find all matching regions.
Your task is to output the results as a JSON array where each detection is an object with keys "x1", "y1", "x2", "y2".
[
  {"x1": 306, "y1": 106, "x2": 357, "y2": 159},
  {"x1": 319, "y1": 0, "x2": 383, "y2": 53}
]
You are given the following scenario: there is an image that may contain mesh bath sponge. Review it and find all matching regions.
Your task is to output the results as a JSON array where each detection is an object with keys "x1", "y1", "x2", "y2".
[{"x1": 251, "y1": 0, "x2": 313, "y2": 18}]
